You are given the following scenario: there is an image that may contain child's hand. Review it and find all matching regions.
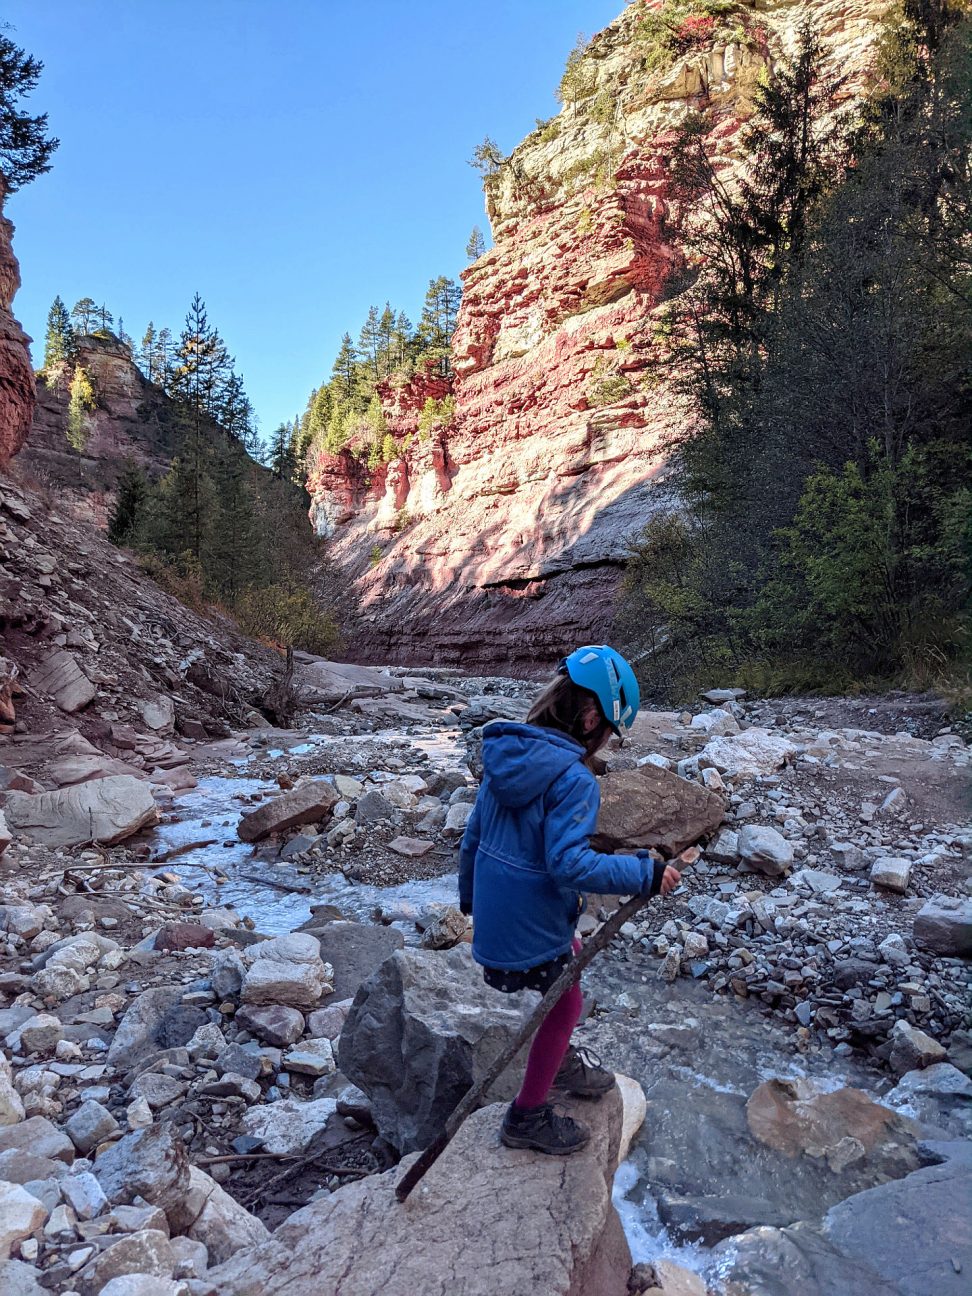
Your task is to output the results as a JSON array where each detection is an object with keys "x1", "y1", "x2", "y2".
[{"x1": 660, "y1": 865, "x2": 681, "y2": 896}]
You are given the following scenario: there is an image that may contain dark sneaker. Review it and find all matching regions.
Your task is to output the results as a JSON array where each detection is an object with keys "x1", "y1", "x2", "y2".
[
  {"x1": 551, "y1": 1045, "x2": 615, "y2": 1099},
  {"x1": 500, "y1": 1103, "x2": 591, "y2": 1155}
]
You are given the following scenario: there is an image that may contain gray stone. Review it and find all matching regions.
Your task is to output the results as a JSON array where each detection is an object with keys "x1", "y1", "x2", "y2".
[
  {"x1": 65, "y1": 1099, "x2": 120, "y2": 1154},
  {"x1": 284, "y1": 1038, "x2": 335, "y2": 1077},
  {"x1": 705, "y1": 828, "x2": 739, "y2": 865},
  {"x1": 234, "y1": 1003, "x2": 304, "y2": 1047},
  {"x1": 98, "y1": 1276, "x2": 183, "y2": 1296},
  {"x1": 31, "y1": 649, "x2": 96, "y2": 713},
  {"x1": 443, "y1": 801, "x2": 474, "y2": 837},
  {"x1": 0, "y1": 1116, "x2": 75, "y2": 1165},
  {"x1": 60, "y1": 1171, "x2": 109, "y2": 1220},
  {"x1": 353, "y1": 790, "x2": 395, "y2": 825},
  {"x1": 913, "y1": 895, "x2": 972, "y2": 958},
  {"x1": 92, "y1": 1124, "x2": 190, "y2": 1223},
  {"x1": 107, "y1": 987, "x2": 207, "y2": 1072},
  {"x1": 4, "y1": 776, "x2": 159, "y2": 848},
  {"x1": 0, "y1": 1259, "x2": 46, "y2": 1295},
  {"x1": 311, "y1": 921, "x2": 404, "y2": 1003},
  {"x1": 737, "y1": 825, "x2": 794, "y2": 877},
  {"x1": 889, "y1": 1021, "x2": 947, "y2": 1076},
  {"x1": 128, "y1": 1071, "x2": 187, "y2": 1110},
  {"x1": 0, "y1": 1054, "x2": 24, "y2": 1126},
  {"x1": 179, "y1": 1165, "x2": 268, "y2": 1266},
  {"x1": 209, "y1": 947, "x2": 245, "y2": 1000},
  {"x1": 419, "y1": 906, "x2": 471, "y2": 950},
  {"x1": 877, "y1": 934, "x2": 910, "y2": 968},
  {"x1": 237, "y1": 781, "x2": 339, "y2": 843},
  {"x1": 207, "y1": 1089, "x2": 632, "y2": 1296},
  {"x1": 339, "y1": 943, "x2": 534, "y2": 1154},
  {"x1": 16, "y1": 1013, "x2": 63, "y2": 1055},
  {"x1": 305, "y1": 1000, "x2": 352, "y2": 1041},
  {"x1": 214, "y1": 1043, "x2": 264, "y2": 1081},
  {"x1": 77, "y1": 1229, "x2": 174, "y2": 1295}
]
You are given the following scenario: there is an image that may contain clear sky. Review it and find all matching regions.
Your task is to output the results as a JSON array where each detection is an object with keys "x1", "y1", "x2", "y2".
[{"x1": 5, "y1": 0, "x2": 623, "y2": 438}]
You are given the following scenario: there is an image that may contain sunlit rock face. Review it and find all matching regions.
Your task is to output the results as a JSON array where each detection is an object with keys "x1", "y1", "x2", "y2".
[
  {"x1": 0, "y1": 180, "x2": 36, "y2": 467},
  {"x1": 307, "y1": 0, "x2": 888, "y2": 670}
]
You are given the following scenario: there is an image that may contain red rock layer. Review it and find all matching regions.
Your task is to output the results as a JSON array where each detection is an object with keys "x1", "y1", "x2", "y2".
[
  {"x1": 308, "y1": 0, "x2": 888, "y2": 670},
  {"x1": 0, "y1": 180, "x2": 36, "y2": 467}
]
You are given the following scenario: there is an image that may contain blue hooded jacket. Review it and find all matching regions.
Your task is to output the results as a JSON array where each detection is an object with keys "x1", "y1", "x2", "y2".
[{"x1": 458, "y1": 721, "x2": 665, "y2": 971}]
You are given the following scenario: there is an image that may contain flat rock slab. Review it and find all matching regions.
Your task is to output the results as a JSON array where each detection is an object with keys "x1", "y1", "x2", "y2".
[
  {"x1": 208, "y1": 1090, "x2": 630, "y2": 1296},
  {"x1": 237, "y1": 782, "x2": 339, "y2": 842},
  {"x1": 31, "y1": 650, "x2": 96, "y2": 713},
  {"x1": 592, "y1": 766, "x2": 724, "y2": 858},
  {"x1": 4, "y1": 775, "x2": 159, "y2": 848},
  {"x1": 913, "y1": 895, "x2": 972, "y2": 958}
]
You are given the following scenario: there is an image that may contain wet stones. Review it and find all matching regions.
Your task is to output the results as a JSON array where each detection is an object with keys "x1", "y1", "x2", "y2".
[{"x1": 237, "y1": 781, "x2": 339, "y2": 843}]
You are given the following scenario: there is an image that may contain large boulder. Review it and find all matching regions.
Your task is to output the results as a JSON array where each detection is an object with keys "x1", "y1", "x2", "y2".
[
  {"x1": 237, "y1": 781, "x2": 340, "y2": 842},
  {"x1": 179, "y1": 1165, "x2": 269, "y2": 1265},
  {"x1": 746, "y1": 1078, "x2": 921, "y2": 1177},
  {"x1": 913, "y1": 895, "x2": 972, "y2": 958},
  {"x1": 207, "y1": 1087, "x2": 634, "y2": 1296},
  {"x1": 30, "y1": 650, "x2": 96, "y2": 713},
  {"x1": 715, "y1": 1140, "x2": 972, "y2": 1296},
  {"x1": 699, "y1": 728, "x2": 797, "y2": 779},
  {"x1": 339, "y1": 943, "x2": 534, "y2": 1153},
  {"x1": 4, "y1": 776, "x2": 159, "y2": 848},
  {"x1": 591, "y1": 766, "x2": 724, "y2": 858},
  {"x1": 92, "y1": 1124, "x2": 190, "y2": 1226},
  {"x1": 301, "y1": 921, "x2": 404, "y2": 1002}
]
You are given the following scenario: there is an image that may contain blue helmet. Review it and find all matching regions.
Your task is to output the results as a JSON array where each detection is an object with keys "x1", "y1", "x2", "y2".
[{"x1": 559, "y1": 645, "x2": 640, "y2": 737}]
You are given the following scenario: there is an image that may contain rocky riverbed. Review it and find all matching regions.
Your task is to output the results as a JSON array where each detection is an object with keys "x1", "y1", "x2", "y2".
[{"x1": 0, "y1": 658, "x2": 969, "y2": 1294}]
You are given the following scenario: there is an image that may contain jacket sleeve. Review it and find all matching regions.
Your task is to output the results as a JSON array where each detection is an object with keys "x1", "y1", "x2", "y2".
[
  {"x1": 542, "y1": 767, "x2": 663, "y2": 897},
  {"x1": 458, "y1": 793, "x2": 483, "y2": 915}
]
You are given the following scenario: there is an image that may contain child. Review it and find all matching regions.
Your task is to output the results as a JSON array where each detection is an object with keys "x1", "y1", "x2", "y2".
[{"x1": 459, "y1": 645, "x2": 680, "y2": 1155}]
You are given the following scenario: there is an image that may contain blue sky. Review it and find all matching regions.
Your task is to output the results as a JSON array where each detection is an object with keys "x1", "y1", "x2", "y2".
[{"x1": 6, "y1": 0, "x2": 622, "y2": 438}]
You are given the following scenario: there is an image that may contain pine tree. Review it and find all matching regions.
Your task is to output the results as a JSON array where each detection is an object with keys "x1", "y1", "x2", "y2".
[
  {"x1": 0, "y1": 33, "x2": 59, "y2": 190},
  {"x1": 358, "y1": 305, "x2": 384, "y2": 386},
  {"x1": 71, "y1": 297, "x2": 97, "y2": 335},
  {"x1": 418, "y1": 276, "x2": 462, "y2": 374},
  {"x1": 140, "y1": 322, "x2": 157, "y2": 381},
  {"x1": 155, "y1": 327, "x2": 174, "y2": 390},
  {"x1": 43, "y1": 295, "x2": 74, "y2": 377},
  {"x1": 108, "y1": 459, "x2": 149, "y2": 546},
  {"x1": 330, "y1": 333, "x2": 359, "y2": 404},
  {"x1": 465, "y1": 226, "x2": 486, "y2": 261},
  {"x1": 268, "y1": 423, "x2": 296, "y2": 480},
  {"x1": 468, "y1": 136, "x2": 504, "y2": 177},
  {"x1": 94, "y1": 303, "x2": 114, "y2": 333},
  {"x1": 208, "y1": 445, "x2": 264, "y2": 598},
  {"x1": 392, "y1": 311, "x2": 414, "y2": 370}
]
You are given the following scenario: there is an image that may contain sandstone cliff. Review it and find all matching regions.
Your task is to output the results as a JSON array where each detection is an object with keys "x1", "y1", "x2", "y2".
[
  {"x1": 0, "y1": 179, "x2": 36, "y2": 467},
  {"x1": 307, "y1": 0, "x2": 889, "y2": 669},
  {"x1": 24, "y1": 334, "x2": 176, "y2": 525}
]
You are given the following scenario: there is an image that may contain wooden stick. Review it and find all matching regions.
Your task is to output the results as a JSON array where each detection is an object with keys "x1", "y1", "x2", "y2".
[{"x1": 394, "y1": 888, "x2": 650, "y2": 1202}]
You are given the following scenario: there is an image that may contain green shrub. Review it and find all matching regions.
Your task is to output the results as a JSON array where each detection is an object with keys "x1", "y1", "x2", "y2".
[
  {"x1": 233, "y1": 584, "x2": 339, "y2": 655},
  {"x1": 369, "y1": 543, "x2": 383, "y2": 568}
]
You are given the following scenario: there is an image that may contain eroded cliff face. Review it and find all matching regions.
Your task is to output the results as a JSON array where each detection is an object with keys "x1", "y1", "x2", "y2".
[
  {"x1": 0, "y1": 180, "x2": 36, "y2": 467},
  {"x1": 24, "y1": 334, "x2": 174, "y2": 525},
  {"x1": 308, "y1": 0, "x2": 889, "y2": 670}
]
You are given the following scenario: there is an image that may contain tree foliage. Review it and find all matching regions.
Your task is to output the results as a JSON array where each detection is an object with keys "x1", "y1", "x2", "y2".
[
  {"x1": 621, "y1": 8, "x2": 972, "y2": 695},
  {"x1": 0, "y1": 33, "x2": 58, "y2": 191}
]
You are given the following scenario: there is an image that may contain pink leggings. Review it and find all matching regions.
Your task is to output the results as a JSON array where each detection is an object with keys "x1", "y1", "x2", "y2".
[{"x1": 515, "y1": 940, "x2": 583, "y2": 1110}]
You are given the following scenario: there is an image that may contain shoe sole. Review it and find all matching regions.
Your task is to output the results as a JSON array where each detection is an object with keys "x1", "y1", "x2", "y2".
[
  {"x1": 550, "y1": 1080, "x2": 616, "y2": 1101},
  {"x1": 500, "y1": 1129, "x2": 591, "y2": 1155}
]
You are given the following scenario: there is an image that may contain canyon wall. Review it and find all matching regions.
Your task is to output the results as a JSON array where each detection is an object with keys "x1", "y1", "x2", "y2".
[
  {"x1": 307, "y1": 0, "x2": 889, "y2": 671},
  {"x1": 0, "y1": 179, "x2": 36, "y2": 467}
]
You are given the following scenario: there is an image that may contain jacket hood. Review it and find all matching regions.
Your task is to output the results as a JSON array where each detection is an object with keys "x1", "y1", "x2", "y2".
[{"x1": 480, "y1": 721, "x2": 584, "y2": 808}]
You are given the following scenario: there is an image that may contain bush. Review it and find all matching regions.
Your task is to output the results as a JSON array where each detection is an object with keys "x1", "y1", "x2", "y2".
[{"x1": 233, "y1": 584, "x2": 338, "y2": 655}]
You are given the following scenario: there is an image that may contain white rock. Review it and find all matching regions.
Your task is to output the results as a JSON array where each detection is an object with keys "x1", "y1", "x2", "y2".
[
  {"x1": 0, "y1": 1055, "x2": 25, "y2": 1126},
  {"x1": 180, "y1": 1166, "x2": 268, "y2": 1266},
  {"x1": 241, "y1": 933, "x2": 333, "y2": 1010},
  {"x1": 878, "y1": 933, "x2": 910, "y2": 967},
  {"x1": 0, "y1": 1182, "x2": 47, "y2": 1259},
  {"x1": 737, "y1": 825, "x2": 794, "y2": 876},
  {"x1": 870, "y1": 856, "x2": 912, "y2": 894},
  {"x1": 443, "y1": 802, "x2": 473, "y2": 837},
  {"x1": 0, "y1": 811, "x2": 11, "y2": 856},
  {"x1": 691, "y1": 709, "x2": 740, "y2": 737},
  {"x1": 616, "y1": 1073, "x2": 647, "y2": 1162},
  {"x1": 701, "y1": 729, "x2": 797, "y2": 778},
  {"x1": 239, "y1": 1098, "x2": 337, "y2": 1155}
]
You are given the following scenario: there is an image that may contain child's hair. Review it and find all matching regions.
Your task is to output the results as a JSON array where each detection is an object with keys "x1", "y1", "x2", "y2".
[{"x1": 526, "y1": 673, "x2": 613, "y2": 758}]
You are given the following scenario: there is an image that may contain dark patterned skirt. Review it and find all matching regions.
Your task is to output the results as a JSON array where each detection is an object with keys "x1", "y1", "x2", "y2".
[{"x1": 483, "y1": 950, "x2": 573, "y2": 996}]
